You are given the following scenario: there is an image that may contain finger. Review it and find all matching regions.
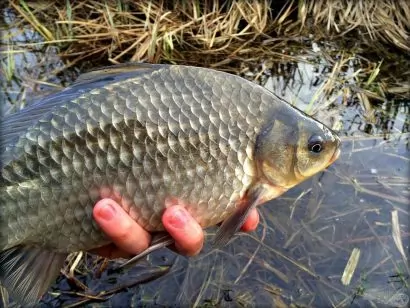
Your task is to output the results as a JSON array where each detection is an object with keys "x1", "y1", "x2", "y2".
[
  {"x1": 162, "y1": 205, "x2": 204, "y2": 256},
  {"x1": 93, "y1": 198, "x2": 151, "y2": 255},
  {"x1": 240, "y1": 208, "x2": 259, "y2": 232},
  {"x1": 89, "y1": 244, "x2": 133, "y2": 259}
]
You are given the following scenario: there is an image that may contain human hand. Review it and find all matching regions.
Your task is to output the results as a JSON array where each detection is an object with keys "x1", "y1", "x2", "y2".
[{"x1": 90, "y1": 198, "x2": 260, "y2": 259}]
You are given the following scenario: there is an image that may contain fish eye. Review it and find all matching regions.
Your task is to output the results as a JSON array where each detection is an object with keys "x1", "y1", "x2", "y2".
[{"x1": 308, "y1": 135, "x2": 324, "y2": 153}]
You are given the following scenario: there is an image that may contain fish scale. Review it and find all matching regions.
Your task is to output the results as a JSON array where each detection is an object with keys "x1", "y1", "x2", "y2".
[
  {"x1": 0, "y1": 63, "x2": 341, "y2": 306},
  {"x1": 4, "y1": 67, "x2": 245, "y2": 249}
]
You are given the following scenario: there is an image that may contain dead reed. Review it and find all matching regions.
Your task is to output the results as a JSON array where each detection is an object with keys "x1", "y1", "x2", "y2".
[{"x1": 7, "y1": 0, "x2": 410, "y2": 70}]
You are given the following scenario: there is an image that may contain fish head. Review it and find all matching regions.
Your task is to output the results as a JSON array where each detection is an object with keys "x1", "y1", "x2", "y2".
[{"x1": 255, "y1": 104, "x2": 341, "y2": 191}]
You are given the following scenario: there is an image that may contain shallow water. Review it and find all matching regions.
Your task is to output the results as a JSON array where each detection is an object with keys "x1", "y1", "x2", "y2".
[{"x1": 1, "y1": 6, "x2": 409, "y2": 308}]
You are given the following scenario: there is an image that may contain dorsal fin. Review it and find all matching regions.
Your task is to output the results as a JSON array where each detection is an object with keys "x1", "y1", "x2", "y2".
[
  {"x1": 71, "y1": 62, "x2": 164, "y2": 86},
  {"x1": 0, "y1": 62, "x2": 165, "y2": 156}
]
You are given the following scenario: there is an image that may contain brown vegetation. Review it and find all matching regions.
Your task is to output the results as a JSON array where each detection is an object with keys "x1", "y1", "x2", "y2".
[{"x1": 7, "y1": 0, "x2": 409, "y2": 70}]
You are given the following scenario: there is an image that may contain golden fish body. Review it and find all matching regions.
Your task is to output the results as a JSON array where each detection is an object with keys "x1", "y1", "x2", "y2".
[{"x1": 0, "y1": 63, "x2": 340, "y2": 305}]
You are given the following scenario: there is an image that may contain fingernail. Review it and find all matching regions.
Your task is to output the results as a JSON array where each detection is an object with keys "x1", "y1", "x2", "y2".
[
  {"x1": 98, "y1": 203, "x2": 116, "y2": 221},
  {"x1": 168, "y1": 208, "x2": 189, "y2": 229}
]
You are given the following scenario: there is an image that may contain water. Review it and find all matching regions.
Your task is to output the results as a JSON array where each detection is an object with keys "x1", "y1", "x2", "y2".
[{"x1": 1, "y1": 7, "x2": 409, "y2": 308}]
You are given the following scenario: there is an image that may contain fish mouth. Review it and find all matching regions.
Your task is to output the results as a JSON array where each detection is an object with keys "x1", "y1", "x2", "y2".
[
  {"x1": 327, "y1": 147, "x2": 341, "y2": 167},
  {"x1": 327, "y1": 134, "x2": 341, "y2": 167}
]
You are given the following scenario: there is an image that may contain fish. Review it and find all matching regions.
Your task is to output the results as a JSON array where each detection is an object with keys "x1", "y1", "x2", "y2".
[{"x1": 0, "y1": 63, "x2": 341, "y2": 306}]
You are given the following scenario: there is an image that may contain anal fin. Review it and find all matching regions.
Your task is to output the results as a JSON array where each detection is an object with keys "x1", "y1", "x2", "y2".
[
  {"x1": 0, "y1": 246, "x2": 68, "y2": 307},
  {"x1": 114, "y1": 232, "x2": 174, "y2": 272}
]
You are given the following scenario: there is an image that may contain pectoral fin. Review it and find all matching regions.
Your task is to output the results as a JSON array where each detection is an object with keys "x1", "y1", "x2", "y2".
[
  {"x1": 0, "y1": 246, "x2": 68, "y2": 306},
  {"x1": 213, "y1": 186, "x2": 266, "y2": 248}
]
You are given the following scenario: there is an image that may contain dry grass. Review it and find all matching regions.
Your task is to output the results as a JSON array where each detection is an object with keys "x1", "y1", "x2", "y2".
[
  {"x1": 9, "y1": 0, "x2": 293, "y2": 69},
  {"x1": 3, "y1": 0, "x2": 408, "y2": 111},
  {"x1": 297, "y1": 0, "x2": 410, "y2": 52},
  {"x1": 6, "y1": 0, "x2": 410, "y2": 71}
]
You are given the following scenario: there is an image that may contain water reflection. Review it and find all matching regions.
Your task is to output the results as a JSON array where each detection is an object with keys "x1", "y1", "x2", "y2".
[{"x1": 1, "y1": 8, "x2": 69, "y2": 115}]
